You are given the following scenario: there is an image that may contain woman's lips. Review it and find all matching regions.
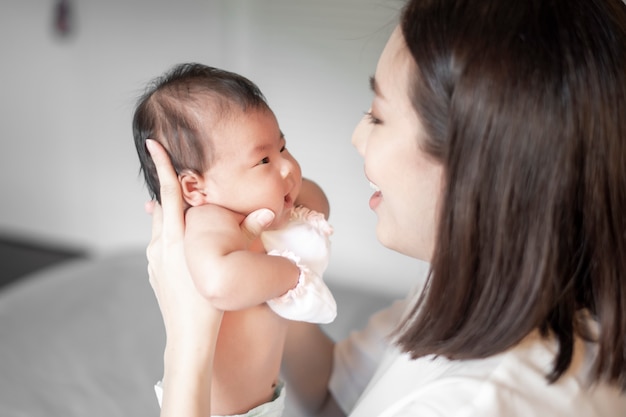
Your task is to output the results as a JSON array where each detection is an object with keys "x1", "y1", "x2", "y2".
[{"x1": 369, "y1": 181, "x2": 382, "y2": 210}]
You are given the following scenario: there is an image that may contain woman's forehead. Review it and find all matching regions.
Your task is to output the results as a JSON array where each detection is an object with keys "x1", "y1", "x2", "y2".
[{"x1": 375, "y1": 27, "x2": 413, "y2": 95}]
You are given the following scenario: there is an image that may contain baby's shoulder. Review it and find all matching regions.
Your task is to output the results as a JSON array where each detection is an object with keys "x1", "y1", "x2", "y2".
[{"x1": 186, "y1": 203, "x2": 242, "y2": 222}]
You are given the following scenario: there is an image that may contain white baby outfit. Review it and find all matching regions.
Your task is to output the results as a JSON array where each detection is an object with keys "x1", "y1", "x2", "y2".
[
  {"x1": 155, "y1": 381, "x2": 286, "y2": 417},
  {"x1": 261, "y1": 206, "x2": 336, "y2": 324}
]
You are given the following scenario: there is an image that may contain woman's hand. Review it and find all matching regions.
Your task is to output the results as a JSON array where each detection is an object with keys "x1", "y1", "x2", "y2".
[
  {"x1": 145, "y1": 139, "x2": 220, "y2": 346},
  {"x1": 145, "y1": 139, "x2": 221, "y2": 416},
  {"x1": 144, "y1": 139, "x2": 275, "y2": 416}
]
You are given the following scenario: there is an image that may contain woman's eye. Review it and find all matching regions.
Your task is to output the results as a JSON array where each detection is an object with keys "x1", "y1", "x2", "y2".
[
  {"x1": 280, "y1": 145, "x2": 286, "y2": 153},
  {"x1": 364, "y1": 111, "x2": 381, "y2": 125}
]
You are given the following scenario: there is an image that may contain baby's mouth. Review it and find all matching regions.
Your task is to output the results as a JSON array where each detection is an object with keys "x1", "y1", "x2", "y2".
[{"x1": 284, "y1": 194, "x2": 294, "y2": 208}]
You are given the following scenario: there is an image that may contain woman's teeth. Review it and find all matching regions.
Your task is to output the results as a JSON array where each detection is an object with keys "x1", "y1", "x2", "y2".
[{"x1": 369, "y1": 181, "x2": 380, "y2": 192}]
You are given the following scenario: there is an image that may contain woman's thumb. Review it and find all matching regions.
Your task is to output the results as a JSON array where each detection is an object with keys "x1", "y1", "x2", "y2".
[{"x1": 241, "y1": 208, "x2": 275, "y2": 239}]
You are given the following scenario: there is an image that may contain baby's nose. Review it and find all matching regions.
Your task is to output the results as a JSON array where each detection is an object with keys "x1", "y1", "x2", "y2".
[{"x1": 280, "y1": 157, "x2": 295, "y2": 178}]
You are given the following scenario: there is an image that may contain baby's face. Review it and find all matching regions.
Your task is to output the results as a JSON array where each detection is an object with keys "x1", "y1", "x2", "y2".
[{"x1": 201, "y1": 109, "x2": 302, "y2": 227}]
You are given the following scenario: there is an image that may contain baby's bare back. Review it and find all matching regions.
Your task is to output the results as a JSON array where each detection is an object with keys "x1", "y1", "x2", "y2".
[{"x1": 211, "y1": 304, "x2": 288, "y2": 415}]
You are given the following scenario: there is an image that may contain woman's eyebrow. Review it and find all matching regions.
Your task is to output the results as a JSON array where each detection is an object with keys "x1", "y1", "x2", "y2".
[{"x1": 369, "y1": 75, "x2": 381, "y2": 97}]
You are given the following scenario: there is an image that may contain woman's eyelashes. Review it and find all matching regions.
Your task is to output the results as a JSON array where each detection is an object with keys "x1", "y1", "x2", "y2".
[{"x1": 364, "y1": 110, "x2": 382, "y2": 125}]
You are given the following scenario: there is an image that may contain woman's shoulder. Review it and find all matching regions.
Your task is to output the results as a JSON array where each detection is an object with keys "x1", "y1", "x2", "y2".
[{"x1": 350, "y1": 328, "x2": 626, "y2": 417}]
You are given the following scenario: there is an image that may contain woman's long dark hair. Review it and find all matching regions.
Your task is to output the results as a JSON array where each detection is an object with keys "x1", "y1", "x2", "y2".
[{"x1": 396, "y1": 0, "x2": 626, "y2": 389}]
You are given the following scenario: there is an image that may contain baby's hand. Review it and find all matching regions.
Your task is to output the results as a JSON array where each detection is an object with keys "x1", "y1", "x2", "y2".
[
  {"x1": 260, "y1": 206, "x2": 336, "y2": 323},
  {"x1": 261, "y1": 207, "x2": 332, "y2": 277}
]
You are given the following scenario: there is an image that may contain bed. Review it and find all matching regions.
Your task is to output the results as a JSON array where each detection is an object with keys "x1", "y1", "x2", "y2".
[{"x1": 0, "y1": 250, "x2": 397, "y2": 416}]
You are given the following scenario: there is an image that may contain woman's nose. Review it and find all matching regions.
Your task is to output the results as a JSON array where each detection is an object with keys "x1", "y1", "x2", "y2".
[{"x1": 352, "y1": 114, "x2": 368, "y2": 155}]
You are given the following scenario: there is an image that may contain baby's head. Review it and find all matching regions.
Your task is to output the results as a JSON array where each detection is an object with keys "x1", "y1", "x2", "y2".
[
  {"x1": 133, "y1": 63, "x2": 271, "y2": 203},
  {"x1": 133, "y1": 63, "x2": 302, "y2": 219}
]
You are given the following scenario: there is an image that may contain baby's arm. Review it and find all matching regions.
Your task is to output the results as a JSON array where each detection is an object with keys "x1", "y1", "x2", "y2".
[
  {"x1": 184, "y1": 204, "x2": 300, "y2": 311},
  {"x1": 296, "y1": 178, "x2": 330, "y2": 219}
]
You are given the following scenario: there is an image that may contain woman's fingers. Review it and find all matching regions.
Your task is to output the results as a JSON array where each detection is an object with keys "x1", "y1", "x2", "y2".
[
  {"x1": 145, "y1": 200, "x2": 156, "y2": 215},
  {"x1": 147, "y1": 202, "x2": 163, "y2": 257},
  {"x1": 146, "y1": 139, "x2": 185, "y2": 241},
  {"x1": 241, "y1": 208, "x2": 275, "y2": 241}
]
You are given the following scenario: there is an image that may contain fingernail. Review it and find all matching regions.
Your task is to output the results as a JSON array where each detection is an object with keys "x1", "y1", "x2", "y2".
[{"x1": 256, "y1": 209, "x2": 275, "y2": 226}]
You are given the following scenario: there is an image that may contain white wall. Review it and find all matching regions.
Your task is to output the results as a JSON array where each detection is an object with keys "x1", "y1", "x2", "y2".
[{"x1": 0, "y1": 0, "x2": 428, "y2": 296}]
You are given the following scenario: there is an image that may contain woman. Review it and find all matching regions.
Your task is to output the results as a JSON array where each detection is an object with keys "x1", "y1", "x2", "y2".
[{"x1": 145, "y1": 0, "x2": 626, "y2": 415}]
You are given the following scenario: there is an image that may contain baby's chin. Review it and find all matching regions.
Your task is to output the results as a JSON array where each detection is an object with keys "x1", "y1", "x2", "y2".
[{"x1": 266, "y1": 207, "x2": 291, "y2": 231}]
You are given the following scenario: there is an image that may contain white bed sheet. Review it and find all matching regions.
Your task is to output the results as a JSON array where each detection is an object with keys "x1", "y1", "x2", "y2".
[
  {"x1": 0, "y1": 251, "x2": 163, "y2": 416},
  {"x1": 0, "y1": 250, "x2": 396, "y2": 417}
]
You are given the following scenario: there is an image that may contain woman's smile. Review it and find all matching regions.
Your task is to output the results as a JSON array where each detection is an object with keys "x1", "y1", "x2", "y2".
[{"x1": 368, "y1": 181, "x2": 382, "y2": 210}]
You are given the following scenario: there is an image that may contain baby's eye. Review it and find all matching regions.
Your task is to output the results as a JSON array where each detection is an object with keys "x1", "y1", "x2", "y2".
[
  {"x1": 280, "y1": 145, "x2": 286, "y2": 153},
  {"x1": 259, "y1": 156, "x2": 270, "y2": 165}
]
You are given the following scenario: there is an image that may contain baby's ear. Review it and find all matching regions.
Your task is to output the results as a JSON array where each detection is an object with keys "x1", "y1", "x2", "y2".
[{"x1": 179, "y1": 170, "x2": 207, "y2": 207}]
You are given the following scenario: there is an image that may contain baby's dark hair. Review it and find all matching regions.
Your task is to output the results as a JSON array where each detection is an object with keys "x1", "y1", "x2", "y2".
[{"x1": 132, "y1": 63, "x2": 270, "y2": 202}]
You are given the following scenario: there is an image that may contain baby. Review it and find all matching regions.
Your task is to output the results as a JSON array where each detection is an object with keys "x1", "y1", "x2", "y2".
[{"x1": 132, "y1": 63, "x2": 336, "y2": 416}]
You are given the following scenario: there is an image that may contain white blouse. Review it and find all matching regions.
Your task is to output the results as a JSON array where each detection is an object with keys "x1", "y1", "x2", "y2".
[{"x1": 330, "y1": 286, "x2": 626, "y2": 417}]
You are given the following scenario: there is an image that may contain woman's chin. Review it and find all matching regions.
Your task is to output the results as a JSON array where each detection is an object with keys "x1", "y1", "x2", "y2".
[
  {"x1": 375, "y1": 224, "x2": 396, "y2": 252},
  {"x1": 376, "y1": 226, "x2": 431, "y2": 261}
]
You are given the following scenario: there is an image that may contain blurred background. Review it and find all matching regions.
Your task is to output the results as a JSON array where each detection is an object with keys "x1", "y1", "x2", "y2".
[{"x1": 0, "y1": 0, "x2": 427, "y2": 296}]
